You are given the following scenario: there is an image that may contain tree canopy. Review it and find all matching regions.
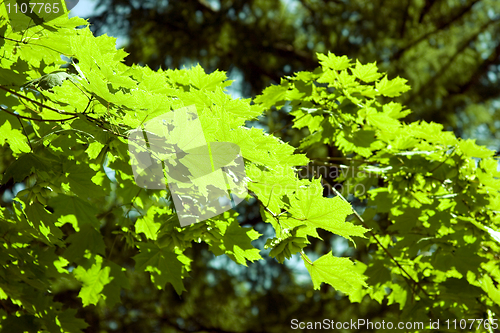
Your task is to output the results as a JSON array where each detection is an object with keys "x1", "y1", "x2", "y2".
[
  {"x1": 0, "y1": 2, "x2": 500, "y2": 333},
  {"x1": 89, "y1": 0, "x2": 500, "y2": 147}
]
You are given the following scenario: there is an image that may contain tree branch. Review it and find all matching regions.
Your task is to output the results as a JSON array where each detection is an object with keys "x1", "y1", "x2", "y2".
[
  {"x1": 400, "y1": 0, "x2": 412, "y2": 38},
  {"x1": 0, "y1": 105, "x2": 77, "y2": 122},
  {"x1": 418, "y1": 0, "x2": 437, "y2": 24},
  {"x1": 391, "y1": 0, "x2": 482, "y2": 61},
  {"x1": 454, "y1": 38, "x2": 500, "y2": 96},
  {"x1": 0, "y1": 85, "x2": 77, "y2": 116},
  {"x1": 405, "y1": 17, "x2": 500, "y2": 105}
]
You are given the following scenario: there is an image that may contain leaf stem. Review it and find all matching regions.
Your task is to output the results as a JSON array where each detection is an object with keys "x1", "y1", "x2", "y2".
[
  {"x1": 310, "y1": 156, "x2": 371, "y2": 163},
  {"x1": 16, "y1": 117, "x2": 33, "y2": 151},
  {"x1": 85, "y1": 116, "x2": 128, "y2": 139},
  {"x1": 300, "y1": 250, "x2": 313, "y2": 265},
  {"x1": 429, "y1": 147, "x2": 456, "y2": 173}
]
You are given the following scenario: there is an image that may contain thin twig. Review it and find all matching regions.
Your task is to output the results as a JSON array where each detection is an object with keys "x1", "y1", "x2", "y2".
[
  {"x1": 0, "y1": 36, "x2": 27, "y2": 44},
  {"x1": 0, "y1": 35, "x2": 72, "y2": 56},
  {"x1": 0, "y1": 105, "x2": 76, "y2": 122},
  {"x1": 85, "y1": 116, "x2": 128, "y2": 139},
  {"x1": 271, "y1": 113, "x2": 307, "y2": 135},
  {"x1": 300, "y1": 250, "x2": 313, "y2": 265},
  {"x1": 0, "y1": 85, "x2": 78, "y2": 115},
  {"x1": 429, "y1": 147, "x2": 456, "y2": 173},
  {"x1": 310, "y1": 156, "x2": 371, "y2": 163},
  {"x1": 82, "y1": 95, "x2": 94, "y2": 114},
  {"x1": 0, "y1": 89, "x2": 126, "y2": 139},
  {"x1": 16, "y1": 117, "x2": 33, "y2": 151},
  {"x1": 125, "y1": 189, "x2": 143, "y2": 218},
  {"x1": 106, "y1": 234, "x2": 121, "y2": 261},
  {"x1": 107, "y1": 189, "x2": 143, "y2": 259},
  {"x1": 248, "y1": 190, "x2": 278, "y2": 218}
]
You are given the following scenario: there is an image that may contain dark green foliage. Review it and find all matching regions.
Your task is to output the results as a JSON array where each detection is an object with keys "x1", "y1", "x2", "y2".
[{"x1": 0, "y1": 6, "x2": 499, "y2": 333}]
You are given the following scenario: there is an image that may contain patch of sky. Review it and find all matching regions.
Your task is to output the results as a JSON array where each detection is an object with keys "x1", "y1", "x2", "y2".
[
  {"x1": 206, "y1": 0, "x2": 221, "y2": 11},
  {"x1": 283, "y1": 0, "x2": 300, "y2": 14},
  {"x1": 225, "y1": 66, "x2": 245, "y2": 99},
  {"x1": 104, "y1": 156, "x2": 116, "y2": 182},
  {"x1": 1, "y1": 182, "x2": 25, "y2": 203},
  {"x1": 70, "y1": 0, "x2": 128, "y2": 48},
  {"x1": 68, "y1": 0, "x2": 101, "y2": 18},
  {"x1": 108, "y1": 321, "x2": 118, "y2": 330},
  {"x1": 285, "y1": 253, "x2": 314, "y2": 286},
  {"x1": 330, "y1": 235, "x2": 353, "y2": 256},
  {"x1": 195, "y1": 10, "x2": 203, "y2": 24}
]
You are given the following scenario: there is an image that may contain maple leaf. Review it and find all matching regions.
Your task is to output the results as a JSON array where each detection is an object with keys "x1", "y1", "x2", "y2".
[
  {"x1": 304, "y1": 252, "x2": 367, "y2": 296},
  {"x1": 133, "y1": 242, "x2": 185, "y2": 294},
  {"x1": 74, "y1": 255, "x2": 113, "y2": 306},
  {"x1": 288, "y1": 190, "x2": 367, "y2": 243}
]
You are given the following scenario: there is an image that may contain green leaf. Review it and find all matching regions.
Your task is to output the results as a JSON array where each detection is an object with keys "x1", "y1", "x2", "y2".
[
  {"x1": 382, "y1": 101, "x2": 411, "y2": 119},
  {"x1": 288, "y1": 190, "x2": 367, "y2": 243},
  {"x1": 56, "y1": 309, "x2": 89, "y2": 333},
  {"x1": 85, "y1": 141, "x2": 106, "y2": 159},
  {"x1": 458, "y1": 139, "x2": 494, "y2": 158},
  {"x1": 387, "y1": 281, "x2": 409, "y2": 309},
  {"x1": 188, "y1": 64, "x2": 230, "y2": 90},
  {"x1": 64, "y1": 224, "x2": 106, "y2": 262},
  {"x1": 364, "y1": 108, "x2": 401, "y2": 130},
  {"x1": 49, "y1": 194, "x2": 100, "y2": 231},
  {"x1": 133, "y1": 243, "x2": 185, "y2": 294},
  {"x1": 375, "y1": 75, "x2": 411, "y2": 97},
  {"x1": 61, "y1": 162, "x2": 106, "y2": 198},
  {"x1": 219, "y1": 219, "x2": 262, "y2": 266},
  {"x1": 317, "y1": 52, "x2": 352, "y2": 71},
  {"x1": 23, "y1": 201, "x2": 63, "y2": 243},
  {"x1": 0, "y1": 119, "x2": 30, "y2": 154},
  {"x1": 74, "y1": 255, "x2": 112, "y2": 306},
  {"x1": 304, "y1": 252, "x2": 367, "y2": 295},
  {"x1": 24, "y1": 71, "x2": 77, "y2": 90},
  {"x1": 351, "y1": 59, "x2": 382, "y2": 83},
  {"x1": 135, "y1": 211, "x2": 161, "y2": 241},
  {"x1": 247, "y1": 164, "x2": 297, "y2": 215},
  {"x1": 480, "y1": 275, "x2": 500, "y2": 307},
  {"x1": 254, "y1": 84, "x2": 288, "y2": 109},
  {"x1": 101, "y1": 262, "x2": 130, "y2": 308}
]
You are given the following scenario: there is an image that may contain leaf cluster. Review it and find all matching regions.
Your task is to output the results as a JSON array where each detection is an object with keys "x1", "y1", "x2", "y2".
[
  {"x1": 0, "y1": 9, "x2": 371, "y2": 332},
  {"x1": 255, "y1": 51, "x2": 500, "y2": 326}
]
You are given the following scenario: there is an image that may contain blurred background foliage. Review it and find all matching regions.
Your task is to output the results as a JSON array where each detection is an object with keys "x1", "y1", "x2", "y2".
[
  {"x1": 63, "y1": 0, "x2": 500, "y2": 331},
  {"x1": 88, "y1": 0, "x2": 500, "y2": 150}
]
